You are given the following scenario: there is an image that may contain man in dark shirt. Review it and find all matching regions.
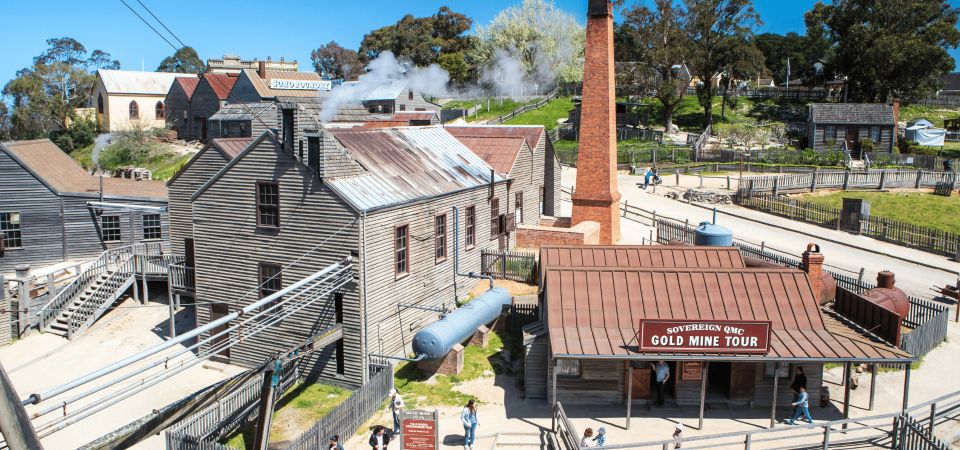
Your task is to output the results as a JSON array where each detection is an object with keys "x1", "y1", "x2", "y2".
[{"x1": 789, "y1": 366, "x2": 807, "y2": 402}]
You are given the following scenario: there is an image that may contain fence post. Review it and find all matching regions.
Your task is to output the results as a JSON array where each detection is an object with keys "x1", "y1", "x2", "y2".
[
  {"x1": 676, "y1": 172, "x2": 680, "y2": 186},
  {"x1": 843, "y1": 171, "x2": 850, "y2": 190},
  {"x1": 929, "y1": 403, "x2": 937, "y2": 438},
  {"x1": 916, "y1": 170, "x2": 923, "y2": 189},
  {"x1": 773, "y1": 177, "x2": 780, "y2": 196},
  {"x1": 822, "y1": 426, "x2": 831, "y2": 450},
  {"x1": 699, "y1": 174, "x2": 704, "y2": 188},
  {"x1": 623, "y1": 200, "x2": 628, "y2": 218},
  {"x1": 811, "y1": 167, "x2": 818, "y2": 192},
  {"x1": 727, "y1": 176, "x2": 731, "y2": 190},
  {"x1": 879, "y1": 170, "x2": 887, "y2": 190},
  {"x1": 891, "y1": 416, "x2": 900, "y2": 450}
]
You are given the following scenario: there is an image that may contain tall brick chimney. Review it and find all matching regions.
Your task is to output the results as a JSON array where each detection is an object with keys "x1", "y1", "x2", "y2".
[
  {"x1": 258, "y1": 60, "x2": 267, "y2": 79},
  {"x1": 571, "y1": 0, "x2": 621, "y2": 244}
]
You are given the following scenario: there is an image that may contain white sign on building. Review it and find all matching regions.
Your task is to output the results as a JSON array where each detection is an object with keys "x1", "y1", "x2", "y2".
[{"x1": 269, "y1": 79, "x2": 332, "y2": 91}]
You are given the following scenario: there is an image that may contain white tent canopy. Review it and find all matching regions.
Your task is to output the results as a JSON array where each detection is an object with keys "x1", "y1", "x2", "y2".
[{"x1": 905, "y1": 118, "x2": 946, "y2": 146}]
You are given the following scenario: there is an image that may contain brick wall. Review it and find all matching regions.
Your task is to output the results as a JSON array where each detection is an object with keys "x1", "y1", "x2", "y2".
[
  {"x1": 516, "y1": 220, "x2": 600, "y2": 249},
  {"x1": 538, "y1": 216, "x2": 571, "y2": 227}
]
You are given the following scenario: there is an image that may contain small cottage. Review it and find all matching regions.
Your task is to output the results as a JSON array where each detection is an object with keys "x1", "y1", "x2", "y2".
[{"x1": 807, "y1": 102, "x2": 898, "y2": 156}]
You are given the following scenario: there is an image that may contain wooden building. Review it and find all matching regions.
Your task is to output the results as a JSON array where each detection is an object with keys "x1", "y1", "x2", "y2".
[
  {"x1": 0, "y1": 139, "x2": 169, "y2": 274},
  {"x1": 360, "y1": 83, "x2": 440, "y2": 113},
  {"x1": 170, "y1": 73, "x2": 239, "y2": 142},
  {"x1": 168, "y1": 124, "x2": 558, "y2": 386},
  {"x1": 807, "y1": 103, "x2": 898, "y2": 156},
  {"x1": 91, "y1": 69, "x2": 197, "y2": 132},
  {"x1": 529, "y1": 244, "x2": 914, "y2": 428},
  {"x1": 164, "y1": 77, "x2": 199, "y2": 140}
]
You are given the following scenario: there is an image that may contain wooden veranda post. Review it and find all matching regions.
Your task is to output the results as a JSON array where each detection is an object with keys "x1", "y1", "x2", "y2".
[
  {"x1": 842, "y1": 362, "x2": 852, "y2": 429},
  {"x1": 770, "y1": 362, "x2": 779, "y2": 428},
  {"x1": 902, "y1": 363, "x2": 911, "y2": 411},
  {"x1": 626, "y1": 362, "x2": 633, "y2": 430},
  {"x1": 699, "y1": 362, "x2": 708, "y2": 430}
]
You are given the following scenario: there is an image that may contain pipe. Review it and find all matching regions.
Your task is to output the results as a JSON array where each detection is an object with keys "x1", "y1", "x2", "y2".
[
  {"x1": 362, "y1": 211, "x2": 370, "y2": 377},
  {"x1": 85, "y1": 201, "x2": 168, "y2": 213},
  {"x1": 24, "y1": 257, "x2": 353, "y2": 406},
  {"x1": 453, "y1": 206, "x2": 494, "y2": 291},
  {"x1": 0, "y1": 363, "x2": 43, "y2": 450},
  {"x1": 367, "y1": 353, "x2": 427, "y2": 362}
]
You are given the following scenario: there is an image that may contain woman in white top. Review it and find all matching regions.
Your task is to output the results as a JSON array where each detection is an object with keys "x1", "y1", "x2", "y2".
[
  {"x1": 461, "y1": 399, "x2": 478, "y2": 450},
  {"x1": 580, "y1": 428, "x2": 594, "y2": 447}
]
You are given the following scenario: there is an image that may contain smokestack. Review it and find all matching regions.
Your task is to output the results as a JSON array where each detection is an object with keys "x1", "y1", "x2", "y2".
[
  {"x1": 877, "y1": 271, "x2": 896, "y2": 289},
  {"x1": 258, "y1": 61, "x2": 267, "y2": 79},
  {"x1": 571, "y1": 0, "x2": 621, "y2": 244},
  {"x1": 802, "y1": 243, "x2": 835, "y2": 305}
]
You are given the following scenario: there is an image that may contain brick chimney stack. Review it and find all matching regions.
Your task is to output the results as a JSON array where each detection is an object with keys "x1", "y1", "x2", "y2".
[
  {"x1": 890, "y1": 98, "x2": 901, "y2": 147},
  {"x1": 571, "y1": 0, "x2": 621, "y2": 244},
  {"x1": 258, "y1": 60, "x2": 267, "y2": 79},
  {"x1": 802, "y1": 243, "x2": 836, "y2": 304}
]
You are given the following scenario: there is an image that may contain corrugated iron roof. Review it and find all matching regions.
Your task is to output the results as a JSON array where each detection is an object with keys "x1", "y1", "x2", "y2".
[
  {"x1": 211, "y1": 137, "x2": 254, "y2": 159},
  {"x1": 97, "y1": 69, "x2": 196, "y2": 95},
  {"x1": 242, "y1": 69, "x2": 325, "y2": 99},
  {"x1": 1, "y1": 139, "x2": 167, "y2": 200},
  {"x1": 174, "y1": 77, "x2": 200, "y2": 99},
  {"x1": 203, "y1": 73, "x2": 239, "y2": 100},
  {"x1": 544, "y1": 266, "x2": 912, "y2": 362},
  {"x1": 451, "y1": 136, "x2": 525, "y2": 174},
  {"x1": 540, "y1": 245, "x2": 745, "y2": 269},
  {"x1": 392, "y1": 111, "x2": 437, "y2": 121},
  {"x1": 445, "y1": 125, "x2": 546, "y2": 151},
  {"x1": 209, "y1": 103, "x2": 275, "y2": 121},
  {"x1": 326, "y1": 126, "x2": 502, "y2": 211}
]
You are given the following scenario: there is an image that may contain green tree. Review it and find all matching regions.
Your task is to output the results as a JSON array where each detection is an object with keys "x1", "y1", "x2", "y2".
[
  {"x1": 683, "y1": 0, "x2": 761, "y2": 129},
  {"x1": 753, "y1": 32, "x2": 829, "y2": 86},
  {"x1": 3, "y1": 37, "x2": 117, "y2": 139},
  {"x1": 311, "y1": 41, "x2": 363, "y2": 80},
  {"x1": 472, "y1": 0, "x2": 586, "y2": 85},
  {"x1": 358, "y1": 6, "x2": 474, "y2": 69},
  {"x1": 157, "y1": 46, "x2": 204, "y2": 73},
  {"x1": 805, "y1": 0, "x2": 960, "y2": 102},
  {"x1": 438, "y1": 52, "x2": 472, "y2": 84},
  {"x1": 616, "y1": 0, "x2": 690, "y2": 132},
  {"x1": 0, "y1": 100, "x2": 9, "y2": 141}
]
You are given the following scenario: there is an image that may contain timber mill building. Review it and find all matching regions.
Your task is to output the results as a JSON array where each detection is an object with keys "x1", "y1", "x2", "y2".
[{"x1": 167, "y1": 124, "x2": 560, "y2": 386}]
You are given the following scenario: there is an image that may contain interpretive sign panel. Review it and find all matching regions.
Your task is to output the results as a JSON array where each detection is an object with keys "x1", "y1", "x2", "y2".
[
  {"x1": 401, "y1": 409, "x2": 439, "y2": 450},
  {"x1": 639, "y1": 320, "x2": 771, "y2": 354}
]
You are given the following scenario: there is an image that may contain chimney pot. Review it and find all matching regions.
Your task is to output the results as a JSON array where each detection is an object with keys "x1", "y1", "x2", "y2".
[
  {"x1": 802, "y1": 243, "x2": 834, "y2": 305},
  {"x1": 258, "y1": 61, "x2": 266, "y2": 79},
  {"x1": 877, "y1": 271, "x2": 896, "y2": 289}
]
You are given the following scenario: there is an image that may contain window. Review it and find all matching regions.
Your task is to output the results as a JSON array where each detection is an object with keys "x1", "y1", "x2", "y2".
[
  {"x1": 97, "y1": 94, "x2": 104, "y2": 114},
  {"x1": 824, "y1": 125, "x2": 836, "y2": 143},
  {"x1": 129, "y1": 101, "x2": 139, "y2": 119},
  {"x1": 395, "y1": 225, "x2": 409, "y2": 277},
  {"x1": 869, "y1": 126, "x2": 880, "y2": 143},
  {"x1": 256, "y1": 182, "x2": 279, "y2": 228},
  {"x1": 258, "y1": 262, "x2": 283, "y2": 315},
  {"x1": 515, "y1": 192, "x2": 524, "y2": 225},
  {"x1": 556, "y1": 359, "x2": 581, "y2": 378},
  {"x1": 408, "y1": 89, "x2": 414, "y2": 100},
  {"x1": 489, "y1": 197, "x2": 500, "y2": 240},
  {"x1": 142, "y1": 214, "x2": 162, "y2": 240},
  {"x1": 465, "y1": 206, "x2": 476, "y2": 249},
  {"x1": 539, "y1": 186, "x2": 545, "y2": 215},
  {"x1": 399, "y1": 104, "x2": 406, "y2": 111},
  {"x1": 101, "y1": 216, "x2": 121, "y2": 242},
  {"x1": 155, "y1": 101, "x2": 164, "y2": 119},
  {"x1": 435, "y1": 214, "x2": 447, "y2": 262},
  {"x1": 0, "y1": 212, "x2": 23, "y2": 249}
]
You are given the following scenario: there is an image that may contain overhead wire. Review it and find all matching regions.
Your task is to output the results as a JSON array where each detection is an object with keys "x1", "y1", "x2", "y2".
[
  {"x1": 134, "y1": 0, "x2": 187, "y2": 49},
  {"x1": 118, "y1": 0, "x2": 178, "y2": 52}
]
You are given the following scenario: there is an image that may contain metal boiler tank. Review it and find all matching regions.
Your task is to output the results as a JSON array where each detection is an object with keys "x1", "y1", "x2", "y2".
[
  {"x1": 412, "y1": 288, "x2": 513, "y2": 360},
  {"x1": 694, "y1": 221, "x2": 733, "y2": 246}
]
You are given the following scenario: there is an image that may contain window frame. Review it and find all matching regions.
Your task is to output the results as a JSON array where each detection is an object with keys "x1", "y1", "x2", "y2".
[
  {"x1": 408, "y1": 89, "x2": 414, "y2": 100},
  {"x1": 97, "y1": 94, "x2": 104, "y2": 114},
  {"x1": 101, "y1": 215, "x2": 122, "y2": 242},
  {"x1": 515, "y1": 192, "x2": 524, "y2": 225},
  {"x1": 824, "y1": 125, "x2": 836, "y2": 143},
  {"x1": 155, "y1": 101, "x2": 165, "y2": 119},
  {"x1": 434, "y1": 213, "x2": 447, "y2": 263},
  {"x1": 257, "y1": 262, "x2": 283, "y2": 316},
  {"x1": 489, "y1": 197, "x2": 500, "y2": 240},
  {"x1": 394, "y1": 224, "x2": 410, "y2": 279},
  {"x1": 465, "y1": 205, "x2": 476, "y2": 250},
  {"x1": 255, "y1": 181, "x2": 280, "y2": 229},
  {"x1": 129, "y1": 100, "x2": 139, "y2": 120},
  {"x1": 869, "y1": 126, "x2": 880, "y2": 143},
  {"x1": 142, "y1": 214, "x2": 162, "y2": 240},
  {"x1": 556, "y1": 359, "x2": 581, "y2": 379},
  {"x1": 0, "y1": 212, "x2": 23, "y2": 249}
]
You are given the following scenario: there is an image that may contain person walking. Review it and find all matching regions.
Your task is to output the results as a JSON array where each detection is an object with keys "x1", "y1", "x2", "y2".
[
  {"x1": 673, "y1": 423, "x2": 683, "y2": 449},
  {"x1": 651, "y1": 361, "x2": 670, "y2": 407},
  {"x1": 789, "y1": 366, "x2": 807, "y2": 402},
  {"x1": 643, "y1": 167, "x2": 654, "y2": 189},
  {"x1": 462, "y1": 399, "x2": 479, "y2": 450},
  {"x1": 328, "y1": 434, "x2": 344, "y2": 450},
  {"x1": 580, "y1": 428, "x2": 594, "y2": 447},
  {"x1": 786, "y1": 386, "x2": 814, "y2": 425},
  {"x1": 593, "y1": 426, "x2": 607, "y2": 447},
  {"x1": 388, "y1": 388, "x2": 405, "y2": 434},
  {"x1": 369, "y1": 425, "x2": 390, "y2": 450}
]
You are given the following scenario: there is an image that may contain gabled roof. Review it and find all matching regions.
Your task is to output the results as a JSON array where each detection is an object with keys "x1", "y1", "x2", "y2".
[
  {"x1": 202, "y1": 73, "x2": 239, "y2": 100},
  {"x1": 363, "y1": 81, "x2": 405, "y2": 101},
  {"x1": 173, "y1": 77, "x2": 200, "y2": 99},
  {"x1": 941, "y1": 72, "x2": 960, "y2": 91},
  {"x1": 809, "y1": 103, "x2": 895, "y2": 125},
  {"x1": 444, "y1": 125, "x2": 545, "y2": 152},
  {"x1": 240, "y1": 69, "x2": 325, "y2": 99},
  {"x1": 326, "y1": 126, "x2": 504, "y2": 211},
  {"x1": 450, "y1": 136, "x2": 526, "y2": 174},
  {"x1": 2, "y1": 139, "x2": 167, "y2": 200},
  {"x1": 167, "y1": 137, "x2": 253, "y2": 186},
  {"x1": 545, "y1": 266, "x2": 912, "y2": 362},
  {"x1": 540, "y1": 245, "x2": 745, "y2": 269},
  {"x1": 208, "y1": 103, "x2": 276, "y2": 121},
  {"x1": 97, "y1": 69, "x2": 196, "y2": 95}
]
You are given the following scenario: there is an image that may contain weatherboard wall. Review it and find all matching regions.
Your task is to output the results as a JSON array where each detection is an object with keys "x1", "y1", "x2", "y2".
[
  {"x1": 164, "y1": 83, "x2": 193, "y2": 140},
  {"x1": 167, "y1": 147, "x2": 229, "y2": 255},
  {"x1": 0, "y1": 151, "x2": 65, "y2": 273}
]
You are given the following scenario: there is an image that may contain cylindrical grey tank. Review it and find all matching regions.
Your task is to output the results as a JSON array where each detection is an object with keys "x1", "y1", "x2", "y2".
[
  {"x1": 412, "y1": 287, "x2": 512, "y2": 360},
  {"x1": 694, "y1": 221, "x2": 733, "y2": 246}
]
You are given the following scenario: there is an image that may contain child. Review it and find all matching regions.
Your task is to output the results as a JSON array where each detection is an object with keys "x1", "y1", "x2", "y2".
[
  {"x1": 786, "y1": 386, "x2": 813, "y2": 425},
  {"x1": 593, "y1": 426, "x2": 606, "y2": 447},
  {"x1": 673, "y1": 423, "x2": 683, "y2": 449}
]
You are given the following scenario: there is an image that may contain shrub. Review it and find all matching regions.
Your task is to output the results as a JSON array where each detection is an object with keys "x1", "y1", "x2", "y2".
[
  {"x1": 51, "y1": 118, "x2": 97, "y2": 153},
  {"x1": 98, "y1": 122, "x2": 166, "y2": 169},
  {"x1": 860, "y1": 138, "x2": 875, "y2": 153}
]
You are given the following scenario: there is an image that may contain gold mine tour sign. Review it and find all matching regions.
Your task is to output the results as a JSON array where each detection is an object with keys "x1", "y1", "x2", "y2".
[{"x1": 639, "y1": 320, "x2": 772, "y2": 354}]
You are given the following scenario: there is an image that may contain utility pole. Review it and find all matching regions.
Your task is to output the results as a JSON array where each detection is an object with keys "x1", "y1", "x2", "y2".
[
  {"x1": 252, "y1": 367, "x2": 278, "y2": 450},
  {"x1": 0, "y1": 363, "x2": 43, "y2": 450},
  {"x1": 786, "y1": 58, "x2": 791, "y2": 89}
]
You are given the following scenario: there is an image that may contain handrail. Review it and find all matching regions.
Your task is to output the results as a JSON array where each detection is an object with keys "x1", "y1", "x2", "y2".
[
  {"x1": 168, "y1": 263, "x2": 195, "y2": 292},
  {"x1": 67, "y1": 253, "x2": 137, "y2": 339}
]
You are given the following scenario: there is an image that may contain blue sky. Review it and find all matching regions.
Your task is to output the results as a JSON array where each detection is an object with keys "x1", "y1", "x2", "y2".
[{"x1": 1, "y1": 0, "x2": 959, "y2": 89}]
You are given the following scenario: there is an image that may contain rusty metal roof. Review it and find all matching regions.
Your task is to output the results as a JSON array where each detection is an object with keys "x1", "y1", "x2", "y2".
[
  {"x1": 2, "y1": 139, "x2": 167, "y2": 200},
  {"x1": 544, "y1": 266, "x2": 912, "y2": 362},
  {"x1": 211, "y1": 137, "x2": 254, "y2": 159},
  {"x1": 392, "y1": 111, "x2": 437, "y2": 121},
  {"x1": 173, "y1": 77, "x2": 200, "y2": 99},
  {"x1": 202, "y1": 73, "x2": 238, "y2": 100},
  {"x1": 451, "y1": 136, "x2": 526, "y2": 174},
  {"x1": 540, "y1": 245, "x2": 745, "y2": 269},
  {"x1": 445, "y1": 125, "x2": 545, "y2": 152},
  {"x1": 326, "y1": 127, "x2": 503, "y2": 211}
]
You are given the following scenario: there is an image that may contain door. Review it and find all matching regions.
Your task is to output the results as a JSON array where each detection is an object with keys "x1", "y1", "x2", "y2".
[
  {"x1": 845, "y1": 126, "x2": 860, "y2": 158},
  {"x1": 209, "y1": 304, "x2": 230, "y2": 362},
  {"x1": 184, "y1": 238, "x2": 195, "y2": 268},
  {"x1": 624, "y1": 361, "x2": 651, "y2": 399},
  {"x1": 282, "y1": 109, "x2": 295, "y2": 153},
  {"x1": 200, "y1": 117, "x2": 208, "y2": 141},
  {"x1": 729, "y1": 362, "x2": 757, "y2": 399}
]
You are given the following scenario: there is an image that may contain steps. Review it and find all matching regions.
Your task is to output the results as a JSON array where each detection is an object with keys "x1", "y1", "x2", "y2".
[
  {"x1": 43, "y1": 263, "x2": 136, "y2": 338},
  {"x1": 848, "y1": 159, "x2": 867, "y2": 171},
  {"x1": 45, "y1": 273, "x2": 112, "y2": 337}
]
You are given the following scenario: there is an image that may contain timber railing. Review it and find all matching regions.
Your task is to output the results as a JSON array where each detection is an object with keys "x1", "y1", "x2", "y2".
[
  {"x1": 738, "y1": 169, "x2": 958, "y2": 195},
  {"x1": 168, "y1": 263, "x2": 196, "y2": 293},
  {"x1": 553, "y1": 389, "x2": 960, "y2": 450},
  {"x1": 486, "y1": 88, "x2": 561, "y2": 125},
  {"x1": 284, "y1": 363, "x2": 393, "y2": 450},
  {"x1": 691, "y1": 124, "x2": 711, "y2": 162},
  {"x1": 67, "y1": 252, "x2": 137, "y2": 339},
  {"x1": 481, "y1": 249, "x2": 538, "y2": 285}
]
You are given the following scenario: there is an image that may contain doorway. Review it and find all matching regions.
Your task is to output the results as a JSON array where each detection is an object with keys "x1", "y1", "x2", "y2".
[
  {"x1": 282, "y1": 108, "x2": 295, "y2": 153},
  {"x1": 209, "y1": 304, "x2": 230, "y2": 362},
  {"x1": 845, "y1": 126, "x2": 860, "y2": 158},
  {"x1": 624, "y1": 361, "x2": 651, "y2": 400},
  {"x1": 708, "y1": 362, "x2": 732, "y2": 399}
]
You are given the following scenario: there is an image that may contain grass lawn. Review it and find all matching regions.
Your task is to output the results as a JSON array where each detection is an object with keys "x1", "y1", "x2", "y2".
[
  {"x1": 505, "y1": 97, "x2": 575, "y2": 130},
  {"x1": 223, "y1": 382, "x2": 351, "y2": 449},
  {"x1": 70, "y1": 144, "x2": 95, "y2": 171},
  {"x1": 899, "y1": 103, "x2": 959, "y2": 128},
  {"x1": 444, "y1": 97, "x2": 540, "y2": 123},
  {"x1": 795, "y1": 191, "x2": 960, "y2": 234},
  {"x1": 392, "y1": 330, "x2": 521, "y2": 410},
  {"x1": 641, "y1": 95, "x2": 808, "y2": 132},
  {"x1": 96, "y1": 145, "x2": 192, "y2": 181}
]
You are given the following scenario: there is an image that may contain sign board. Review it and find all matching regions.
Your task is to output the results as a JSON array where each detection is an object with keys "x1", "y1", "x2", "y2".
[
  {"x1": 269, "y1": 79, "x2": 332, "y2": 91},
  {"x1": 681, "y1": 362, "x2": 703, "y2": 381},
  {"x1": 638, "y1": 320, "x2": 771, "y2": 354},
  {"x1": 400, "y1": 409, "x2": 439, "y2": 450}
]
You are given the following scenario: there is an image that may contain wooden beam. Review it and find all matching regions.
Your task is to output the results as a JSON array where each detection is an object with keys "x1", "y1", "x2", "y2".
[
  {"x1": 626, "y1": 362, "x2": 633, "y2": 430},
  {"x1": 770, "y1": 363, "x2": 779, "y2": 428},
  {"x1": 0, "y1": 363, "x2": 43, "y2": 450},
  {"x1": 868, "y1": 364, "x2": 877, "y2": 411},
  {"x1": 902, "y1": 363, "x2": 911, "y2": 411},
  {"x1": 700, "y1": 362, "x2": 709, "y2": 430},
  {"x1": 842, "y1": 362, "x2": 852, "y2": 430}
]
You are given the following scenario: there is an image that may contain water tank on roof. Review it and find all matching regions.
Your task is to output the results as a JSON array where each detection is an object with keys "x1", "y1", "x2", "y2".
[
  {"x1": 862, "y1": 271, "x2": 910, "y2": 318},
  {"x1": 694, "y1": 221, "x2": 733, "y2": 246},
  {"x1": 412, "y1": 288, "x2": 512, "y2": 360}
]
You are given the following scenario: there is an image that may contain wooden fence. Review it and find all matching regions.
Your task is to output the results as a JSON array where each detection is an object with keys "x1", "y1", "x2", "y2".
[
  {"x1": 900, "y1": 299, "x2": 951, "y2": 358},
  {"x1": 893, "y1": 413, "x2": 953, "y2": 450},
  {"x1": 510, "y1": 303, "x2": 540, "y2": 331},
  {"x1": 485, "y1": 88, "x2": 561, "y2": 126},
  {"x1": 739, "y1": 169, "x2": 958, "y2": 195},
  {"x1": 481, "y1": 250, "x2": 538, "y2": 284},
  {"x1": 284, "y1": 363, "x2": 393, "y2": 450},
  {"x1": 834, "y1": 286, "x2": 903, "y2": 345}
]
